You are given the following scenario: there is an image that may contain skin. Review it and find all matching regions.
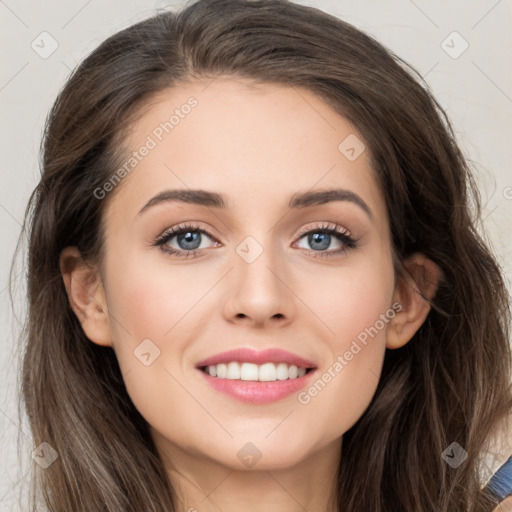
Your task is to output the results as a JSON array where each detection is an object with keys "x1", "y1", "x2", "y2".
[
  {"x1": 61, "y1": 77, "x2": 440, "y2": 512},
  {"x1": 495, "y1": 497, "x2": 512, "y2": 512}
]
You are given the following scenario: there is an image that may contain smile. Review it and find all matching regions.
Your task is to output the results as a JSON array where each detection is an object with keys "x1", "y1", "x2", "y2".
[
  {"x1": 196, "y1": 347, "x2": 317, "y2": 403},
  {"x1": 200, "y1": 361, "x2": 312, "y2": 381}
]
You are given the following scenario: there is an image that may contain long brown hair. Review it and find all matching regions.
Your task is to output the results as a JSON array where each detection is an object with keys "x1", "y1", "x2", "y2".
[{"x1": 12, "y1": 0, "x2": 511, "y2": 510}]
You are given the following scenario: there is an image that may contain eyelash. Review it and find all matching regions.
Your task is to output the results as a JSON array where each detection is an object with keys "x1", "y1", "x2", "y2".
[{"x1": 153, "y1": 222, "x2": 359, "y2": 260}]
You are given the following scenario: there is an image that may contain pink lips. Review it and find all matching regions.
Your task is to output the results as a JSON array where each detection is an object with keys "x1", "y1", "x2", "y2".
[
  {"x1": 196, "y1": 348, "x2": 317, "y2": 404},
  {"x1": 196, "y1": 347, "x2": 316, "y2": 369}
]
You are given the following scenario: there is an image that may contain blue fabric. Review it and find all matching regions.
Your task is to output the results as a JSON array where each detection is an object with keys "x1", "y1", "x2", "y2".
[{"x1": 486, "y1": 456, "x2": 512, "y2": 501}]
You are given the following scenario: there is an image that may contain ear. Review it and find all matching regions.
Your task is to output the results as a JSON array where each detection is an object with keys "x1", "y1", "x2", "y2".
[
  {"x1": 60, "y1": 246, "x2": 112, "y2": 347},
  {"x1": 386, "y1": 252, "x2": 442, "y2": 350}
]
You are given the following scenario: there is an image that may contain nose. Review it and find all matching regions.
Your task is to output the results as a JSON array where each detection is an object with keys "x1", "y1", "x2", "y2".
[{"x1": 222, "y1": 238, "x2": 295, "y2": 329}]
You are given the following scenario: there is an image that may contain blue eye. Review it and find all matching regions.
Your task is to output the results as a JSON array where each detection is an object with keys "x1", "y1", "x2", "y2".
[
  {"x1": 172, "y1": 230, "x2": 204, "y2": 251},
  {"x1": 153, "y1": 222, "x2": 358, "y2": 259},
  {"x1": 154, "y1": 223, "x2": 217, "y2": 259},
  {"x1": 294, "y1": 223, "x2": 358, "y2": 257}
]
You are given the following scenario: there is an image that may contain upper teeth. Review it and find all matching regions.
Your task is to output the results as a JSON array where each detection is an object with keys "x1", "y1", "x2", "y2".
[{"x1": 204, "y1": 362, "x2": 308, "y2": 381}]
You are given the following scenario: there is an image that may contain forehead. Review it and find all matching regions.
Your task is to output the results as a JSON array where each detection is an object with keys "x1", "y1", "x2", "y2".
[{"x1": 104, "y1": 77, "x2": 388, "y2": 229}]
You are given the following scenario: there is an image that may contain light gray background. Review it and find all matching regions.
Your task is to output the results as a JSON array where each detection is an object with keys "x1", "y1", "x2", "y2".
[{"x1": 1, "y1": 1, "x2": 511, "y2": 510}]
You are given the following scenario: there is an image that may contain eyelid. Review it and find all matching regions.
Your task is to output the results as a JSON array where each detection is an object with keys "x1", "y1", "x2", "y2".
[
  {"x1": 294, "y1": 221, "x2": 352, "y2": 239},
  {"x1": 155, "y1": 222, "x2": 221, "y2": 243},
  {"x1": 154, "y1": 221, "x2": 351, "y2": 244}
]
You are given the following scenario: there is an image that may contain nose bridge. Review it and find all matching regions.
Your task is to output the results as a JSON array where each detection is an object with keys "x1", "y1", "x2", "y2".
[
  {"x1": 223, "y1": 232, "x2": 294, "y2": 325},
  {"x1": 235, "y1": 232, "x2": 283, "y2": 297}
]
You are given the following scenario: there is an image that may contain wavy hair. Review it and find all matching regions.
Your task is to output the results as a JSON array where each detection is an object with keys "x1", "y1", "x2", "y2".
[{"x1": 12, "y1": 0, "x2": 512, "y2": 510}]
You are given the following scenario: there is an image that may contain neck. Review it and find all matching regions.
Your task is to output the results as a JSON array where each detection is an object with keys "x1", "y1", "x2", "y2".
[{"x1": 152, "y1": 431, "x2": 342, "y2": 512}]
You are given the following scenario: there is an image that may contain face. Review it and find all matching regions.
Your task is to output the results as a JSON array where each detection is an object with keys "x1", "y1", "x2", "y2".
[{"x1": 98, "y1": 77, "x2": 397, "y2": 471}]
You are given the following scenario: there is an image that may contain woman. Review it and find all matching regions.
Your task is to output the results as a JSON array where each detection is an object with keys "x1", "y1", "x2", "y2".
[{"x1": 15, "y1": 0, "x2": 512, "y2": 510}]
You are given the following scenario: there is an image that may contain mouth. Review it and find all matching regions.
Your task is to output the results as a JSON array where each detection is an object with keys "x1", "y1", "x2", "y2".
[
  {"x1": 195, "y1": 347, "x2": 317, "y2": 403},
  {"x1": 199, "y1": 362, "x2": 315, "y2": 381}
]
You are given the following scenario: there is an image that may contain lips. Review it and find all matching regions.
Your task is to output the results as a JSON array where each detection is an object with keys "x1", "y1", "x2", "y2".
[
  {"x1": 195, "y1": 347, "x2": 316, "y2": 369},
  {"x1": 195, "y1": 347, "x2": 317, "y2": 404}
]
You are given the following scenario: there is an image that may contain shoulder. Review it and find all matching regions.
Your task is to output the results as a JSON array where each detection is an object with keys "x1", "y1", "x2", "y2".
[{"x1": 492, "y1": 495, "x2": 512, "y2": 511}]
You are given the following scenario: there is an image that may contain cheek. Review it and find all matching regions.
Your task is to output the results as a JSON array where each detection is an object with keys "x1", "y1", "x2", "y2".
[
  {"x1": 106, "y1": 248, "x2": 210, "y2": 342},
  {"x1": 303, "y1": 247, "x2": 395, "y2": 350},
  {"x1": 294, "y1": 249, "x2": 395, "y2": 434},
  {"x1": 102, "y1": 257, "x2": 206, "y2": 442},
  {"x1": 102, "y1": 249, "x2": 224, "y2": 420}
]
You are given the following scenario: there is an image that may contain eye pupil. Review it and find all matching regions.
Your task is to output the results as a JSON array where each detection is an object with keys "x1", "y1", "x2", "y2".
[
  {"x1": 309, "y1": 232, "x2": 330, "y2": 251},
  {"x1": 178, "y1": 231, "x2": 201, "y2": 250}
]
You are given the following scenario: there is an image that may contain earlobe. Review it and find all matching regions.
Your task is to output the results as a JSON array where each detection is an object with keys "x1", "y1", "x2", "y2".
[
  {"x1": 60, "y1": 246, "x2": 113, "y2": 347},
  {"x1": 386, "y1": 253, "x2": 442, "y2": 350}
]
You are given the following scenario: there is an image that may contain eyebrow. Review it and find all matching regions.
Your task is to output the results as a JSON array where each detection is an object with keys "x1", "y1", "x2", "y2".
[{"x1": 137, "y1": 188, "x2": 373, "y2": 219}]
